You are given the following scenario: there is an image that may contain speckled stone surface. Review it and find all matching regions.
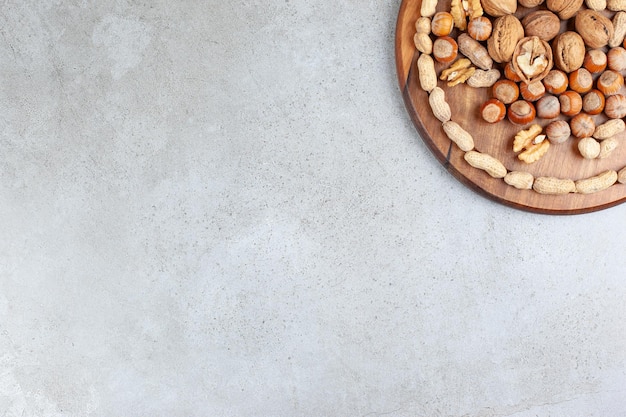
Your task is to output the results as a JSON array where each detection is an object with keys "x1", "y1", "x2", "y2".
[{"x1": 1, "y1": 1, "x2": 625, "y2": 416}]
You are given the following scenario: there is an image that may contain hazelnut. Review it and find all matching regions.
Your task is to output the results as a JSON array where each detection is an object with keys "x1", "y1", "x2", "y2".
[
  {"x1": 511, "y1": 36, "x2": 554, "y2": 84},
  {"x1": 578, "y1": 137, "x2": 601, "y2": 159},
  {"x1": 481, "y1": 98, "x2": 507, "y2": 123},
  {"x1": 582, "y1": 89, "x2": 606, "y2": 115},
  {"x1": 607, "y1": 47, "x2": 626, "y2": 72},
  {"x1": 504, "y1": 62, "x2": 522, "y2": 82},
  {"x1": 583, "y1": 49, "x2": 608, "y2": 73},
  {"x1": 468, "y1": 17, "x2": 492, "y2": 41},
  {"x1": 536, "y1": 95, "x2": 561, "y2": 119},
  {"x1": 568, "y1": 68, "x2": 593, "y2": 93},
  {"x1": 547, "y1": 0, "x2": 584, "y2": 20},
  {"x1": 543, "y1": 70, "x2": 569, "y2": 94},
  {"x1": 433, "y1": 36, "x2": 459, "y2": 63},
  {"x1": 432, "y1": 12, "x2": 454, "y2": 37},
  {"x1": 604, "y1": 94, "x2": 626, "y2": 118},
  {"x1": 488, "y1": 15, "x2": 524, "y2": 64},
  {"x1": 520, "y1": 80, "x2": 546, "y2": 101},
  {"x1": 575, "y1": 10, "x2": 614, "y2": 49},
  {"x1": 559, "y1": 91, "x2": 583, "y2": 116},
  {"x1": 570, "y1": 113, "x2": 596, "y2": 138},
  {"x1": 492, "y1": 79, "x2": 520, "y2": 104},
  {"x1": 552, "y1": 32, "x2": 586, "y2": 73},
  {"x1": 546, "y1": 120, "x2": 571, "y2": 143},
  {"x1": 508, "y1": 100, "x2": 536, "y2": 125},
  {"x1": 522, "y1": 11, "x2": 561, "y2": 42},
  {"x1": 597, "y1": 70, "x2": 625, "y2": 95}
]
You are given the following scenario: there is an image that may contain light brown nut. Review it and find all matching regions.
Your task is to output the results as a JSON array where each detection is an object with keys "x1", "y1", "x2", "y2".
[
  {"x1": 610, "y1": 12, "x2": 626, "y2": 47},
  {"x1": 520, "y1": 0, "x2": 545, "y2": 6},
  {"x1": 415, "y1": 17, "x2": 432, "y2": 35},
  {"x1": 575, "y1": 170, "x2": 618, "y2": 194},
  {"x1": 519, "y1": 140, "x2": 550, "y2": 164},
  {"x1": 417, "y1": 54, "x2": 437, "y2": 92},
  {"x1": 466, "y1": 68, "x2": 500, "y2": 88},
  {"x1": 464, "y1": 151, "x2": 507, "y2": 178},
  {"x1": 433, "y1": 36, "x2": 459, "y2": 64},
  {"x1": 442, "y1": 121, "x2": 475, "y2": 151},
  {"x1": 481, "y1": 0, "x2": 517, "y2": 16},
  {"x1": 575, "y1": 10, "x2": 614, "y2": 49},
  {"x1": 512, "y1": 37, "x2": 554, "y2": 84},
  {"x1": 439, "y1": 58, "x2": 476, "y2": 86},
  {"x1": 593, "y1": 118, "x2": 626, "y2": 140},
  {"x1": 504, "y1": 171, "x2": 534, "y2": 190},
  {"x1": 586, "y1": 0, "x2": 607, "y2": 10},
  {"x1": 570, "y1": 113, "x2": 595, "y2": 138},
  {"x1": 468, "y1": 17, "x2": 492, "y2": 41},
  {"x1": 481, "y1": 98, "x2": 507, "y2": 123},
  {"x1": 608, "y1": 0, "x2": 626, "y2": 11},
  {"x1": 604, "y1": 94, "x2": 626, "y2": 118},
  {"x1": 578, "y1": 137, "x2": 601, "y2": 158},
  {"x1": 536, "y1": 95, "x2": 560, "y2": 119},
  {"x1": 458, "y1": 33, "x2": 493, "y2": 70},
  {"x1": 547, "y1": 0, "x2": 584, "y2": 20},
  {"x1": 432, "y1": 12, "x2": 454, "y2": 37},
  {"x1": 608, "y1": 47, "x2": 626, "y2": 72},
  {"x1": 546, "y1": 120, "x2": 571, "y2": 143},
  {"x1": 450, "y1": 0, "x2": 468, "y2": 30},
  {"x1": 618, "y1": 166, "x2": 626, "y2": 183},
  {"x1": 533, "y1": 177, "x2": 577, "y2": 194},
  {"x1": 552, "y1": 32, "x2": 586, "y2": 73},
  {"x1": 467, "y1": 0, "x2": 484, "y2": 20},
  {"x1": 599, "y1": 136, "x2": 620, "y2": 158},
  {"x1": 522, "y1": 11, "x2": 561, "y2": 42},
  {"x1": 488, "y1": 15, "x2": 524, "y2": 64},
  {"x1": 414, "y1": 33, "x2": 433, "y2": 55},
  {"x1": 421, "y1": 0, "x2": 438, "y2": 18},
  {"x1": 584, "y1": 49, "x2": 608, "y2": 73},
  {"x1": 428, "y1": 87, "x2": 452, "y2": 122},
  {"x1": 513, "y1": 124, "x2": 542, "y2": 152}
]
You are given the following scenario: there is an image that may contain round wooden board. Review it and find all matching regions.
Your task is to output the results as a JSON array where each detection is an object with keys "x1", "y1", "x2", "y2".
[{"x1": 396, "y1": 0, "x2": 626, "y2": 214}]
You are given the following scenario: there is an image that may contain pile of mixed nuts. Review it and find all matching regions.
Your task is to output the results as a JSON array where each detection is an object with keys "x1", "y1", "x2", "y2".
[{"x1": 414, "y1": 0, "x2": 626, "y2": 194}]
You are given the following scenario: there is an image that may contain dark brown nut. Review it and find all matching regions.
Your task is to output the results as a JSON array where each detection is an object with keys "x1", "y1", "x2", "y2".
[
  {"x1": 559, "y1": 90, "x2": 583, "y2": 116},
  {"x1": 542, "y1": 70, "x2": 568, "y2": 94},
  {"x1": 575, "y1": 10, "x2": 615, "y2": 49},
  {"x1": 546, "y1": 120, "x2": 571, "y2": 143},
  {"x1": 504, "y1": 62, "x2": 522, "y2": 82},
  {"x1": 433, "y1": 36, "x2": 459, "y2": 63},
  {"x1": 520, "y1": 80, "x2": 546, "y2": 101},
  {"x1": 568, "y1": 68, "x2": 593, "y2": 94},
  {"x1": 570, "y1": 113, "x2": 596, "y2": 138},
  {"x1": 492, "y1": 79, "x2": 520, "y2": 104},
  {"x1": 597, "y1": 70, "x2": 625, "y2": 95},
  {"x1": 552, "y1": 32, "x2": 586, "y2": 73},
  {"x1": 481, "y1": 98, "x2": 507, "y2": 123},
  {"x1": 582, "y1": 89, "x2": 606, "y2": 115},
  {"x1": 604, "y1": 94, "x2": 626, "y2": 118},
  {"x1": 522, "y1": 11, "x2": 561, "y2": 42},
  {"x1": 536, "y1": 95, "x2": 561, "y2": 119},
  {"x1": 583, "y1": 49, "x2": 608, "y2": 73},
  {"x1": 508, "y1": 100, "x2": 536, "y2": 125}
]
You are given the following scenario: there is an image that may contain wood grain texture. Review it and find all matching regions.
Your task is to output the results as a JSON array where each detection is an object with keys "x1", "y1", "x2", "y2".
[{"x1": 395, "y1": 0, "x2": 626, "y2": 214}]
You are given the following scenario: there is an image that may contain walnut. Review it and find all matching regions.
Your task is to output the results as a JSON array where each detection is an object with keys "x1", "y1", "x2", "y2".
[
  {"x1": 487, "y1": 15, "x2": 524, "y2": 63},
  {"x1": 552, "y1": 31, "x2": 586, "y2": 73},
  {"x1": 512, "y1": 36, "x2": 554, "y2": 84},
  {"x1": 547, "y1": 0, "x2": 584, "y2": 20},
  {"x1": 481, "y1": 0, "x2": 517, "y2": 17},
  {"x1": 522, "y1": 11, "x2": 561, "y2": 42},
  {"x1": 575, "y1": 10, "x2": 615, "y2": 49}
]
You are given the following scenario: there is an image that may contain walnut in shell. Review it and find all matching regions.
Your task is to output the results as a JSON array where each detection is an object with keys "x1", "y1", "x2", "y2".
[
  {"x1": 552, "y1": 31, "x2": 586, "y2": 73},
  {"x1": 481, "y1": 0, "x2": 517, "y2": 17},
  {"x1": 512, "y1": 37, "x2": 554, "y2": 84},
  {"x1": 575, "y1": 10, "x2": 614, "y2": 49},
  {"x1": 488, "y1": 15, "x2": 524, "y2": 64},
  {"x1": 547, "y1": 0, "x2": 584, "y2": 20},
  {"x1": 522, "y1": 11, "x2": 561, "y2": 42}
]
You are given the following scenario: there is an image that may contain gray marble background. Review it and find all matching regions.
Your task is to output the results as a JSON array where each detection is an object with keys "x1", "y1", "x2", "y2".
[{"x1": 1, "y1": 1, "x2": 625, "y2": 416}]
